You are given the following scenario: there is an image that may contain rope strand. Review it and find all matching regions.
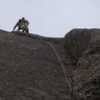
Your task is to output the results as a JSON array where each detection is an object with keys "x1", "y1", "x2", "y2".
[{"x1": 46, "y1": 42, "x2": 75, "y2": 100}]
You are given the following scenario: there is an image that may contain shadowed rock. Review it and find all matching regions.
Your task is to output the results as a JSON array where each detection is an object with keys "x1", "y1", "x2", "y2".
[{"x1": 64, "y1": 28, "x2": 100, "y2": 100}]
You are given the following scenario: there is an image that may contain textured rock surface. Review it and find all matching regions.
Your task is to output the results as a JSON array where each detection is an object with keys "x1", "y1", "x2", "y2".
[
  {"x1": 0, "y1": 30, "x2": 70, "y2": 100},
  {"x1": 0, "y1": 29, "x2": 100, "y2": 100},
  {"x1": 64, "y1": 29, "x2": 100, "y2": 100}
]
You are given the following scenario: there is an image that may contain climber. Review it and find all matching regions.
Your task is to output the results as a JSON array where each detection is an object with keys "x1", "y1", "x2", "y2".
[{"x1": 12, "y1": 17, "x2": 29, "y2": 33}]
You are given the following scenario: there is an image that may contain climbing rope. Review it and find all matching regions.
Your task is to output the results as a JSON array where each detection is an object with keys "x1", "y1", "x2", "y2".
[{"x1": 46, "y1": 41, "x2": 75, "y2": 100}]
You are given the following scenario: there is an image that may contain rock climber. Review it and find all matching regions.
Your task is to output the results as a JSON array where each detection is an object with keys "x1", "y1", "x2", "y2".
[{"x1": 13, "y1": 17, "x2": 29, "y2": 33}]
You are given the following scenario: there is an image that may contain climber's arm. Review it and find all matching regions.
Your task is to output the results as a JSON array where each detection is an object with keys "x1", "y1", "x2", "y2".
[{"x1": 12, "y1": 21, "x2": 19, "y2": 31}]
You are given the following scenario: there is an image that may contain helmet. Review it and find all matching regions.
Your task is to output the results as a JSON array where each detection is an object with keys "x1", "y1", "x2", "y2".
[{"x1": 22, "y1": 17, "x2": 25, "y2": 20}]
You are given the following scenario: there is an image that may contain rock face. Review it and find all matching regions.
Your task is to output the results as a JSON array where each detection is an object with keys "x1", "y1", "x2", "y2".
[
  {"x1": 64, "y1": 29, "x2": 100, "y2": 100},
  {"x1": 0, "y1": 29, "x2": 100, "y2": 100},
  {"x1": 0, "y1": 30, "x2": 69, "y2": 100}
]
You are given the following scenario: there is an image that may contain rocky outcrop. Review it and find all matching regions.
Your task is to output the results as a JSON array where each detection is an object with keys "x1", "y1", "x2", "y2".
[
  {"x1": 0, "y1": 30, "x2": 69, "y2": 100},
  {"x1": 64, "y1": 29, "x2": 100, "y2": 100},
  {"x1": 0, "y1": 29, "x2": 100, "y2": 100},
  {"x1": 64, "y1": 29, "x2": 100, "y2": 64}
]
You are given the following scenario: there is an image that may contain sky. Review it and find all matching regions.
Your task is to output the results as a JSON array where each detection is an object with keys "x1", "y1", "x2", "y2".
[{"x1": 0, "y1": 0, "x2": 100, "y2": 37}]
